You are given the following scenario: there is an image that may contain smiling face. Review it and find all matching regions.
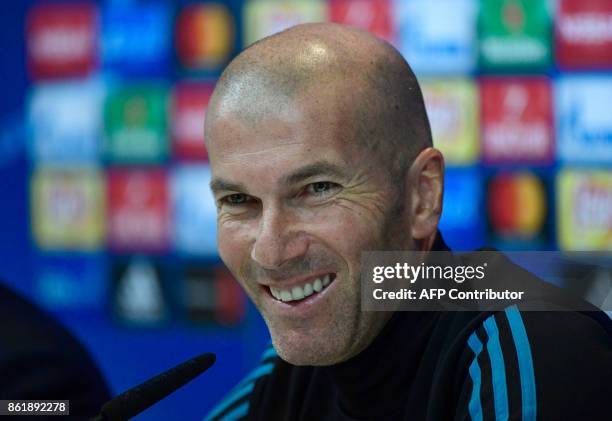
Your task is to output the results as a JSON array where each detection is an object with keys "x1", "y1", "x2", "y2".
[
  {"x1": 205, "y1": 23, "x2": 443, "y2": 366},
  {"x1": 207, "y1": 82, "x2": 414, "y2": 365}
]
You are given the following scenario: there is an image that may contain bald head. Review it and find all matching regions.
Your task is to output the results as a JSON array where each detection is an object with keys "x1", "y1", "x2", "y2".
[{"x1": 206, "y1": 22, "x2": 432, "y2": 176}]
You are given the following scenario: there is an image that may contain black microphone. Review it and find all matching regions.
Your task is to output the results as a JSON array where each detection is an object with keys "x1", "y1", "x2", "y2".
[{"x1": 91, "y1": 352, "x2": 216, "y2": 421}]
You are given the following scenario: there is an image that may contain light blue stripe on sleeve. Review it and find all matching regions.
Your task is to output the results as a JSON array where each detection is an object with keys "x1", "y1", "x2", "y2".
[
  {"x1": 205, "y1": 383, "x2": 255, "y2": 421},
  {"x1": 205, "y1": 364, "x2": 274, "y2": 421},
  {"x1": 236, "y1": 362, "x2": 274, "y2": 388},
  {"x1": 505, "y1": 305, "x2": 537, "y2": 421},
  {"x1": 204, "y1": 347, "x2": 276, "y2": 421},
  {"x1": 218, "y1": 401, "x2": 249, "y2": 421},
  {"x1": 260, "y1": 346, "x2": 277, "y2": 361},
  {"x1": 483, "y1": 315, "x2": 509, "y2": 421},
  {"x1": 468, "y1": 332, "x2": 484, "y2": 421}
]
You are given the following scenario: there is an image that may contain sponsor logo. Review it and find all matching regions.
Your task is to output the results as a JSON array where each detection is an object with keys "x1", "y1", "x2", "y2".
[
  {"x1": 182, "y1": 264, "x2": 246, "y2": 326},
  {"x1": 104, "y1": 85, "x2": 168, "y2": 163},
  {"x1": 107, "y1": 169, "x2": 170, "y2": 252},
  {"x1": 31, "y1": 167, "x2": 105, "y2": 250},
  {"x1": 329, "y1": 0, "x2": 394, "y2": 43},
  {"x1": 558, "y1": 170, "x2": 612, "y2": 251},
  {"x1": 175, "y1": 3, "x2": 235, "y2": 71},
  {"x1": 111, "y1": 259, "x2": 170, "y2": 325},
  {"x1": 34, "y1": 255, "x2": 106, "y2": 311},
  {"x1": 555, "y1": 76, "x2": 612, "y2": 164},
  {"x1": 395, "y1": 0, "x2": 477, "y2": 74},
  {"x1": 556, "y1": 0, "x2": 612, "y2": 67},
  {"x1": 244, "y1": 0, "x2": 326, "y2": 45},
  {"x1": 481, "y1": 78, "x2": 553, "y2": 163},
  {"x1": 26, "y1": 3, "x2": 98, "y2": 79},
  {"x1": 101, "y1": 3, "x2": 171, "y2": 75},
  {"x1": 421, "y1": 79, "x2": 479, "y2": 165},
  {"x1": 171, "y1": 83, "x2": 213, "y2": 160},
  {"x1": 488, "y1": 172, "x2": 547, "y2": 240},
  {"x1": 29, "y1": 80, "x2": 105, "y2": 164},
  {"x1": 479, "y1": 0, "x2": 552, "y2": 69}
]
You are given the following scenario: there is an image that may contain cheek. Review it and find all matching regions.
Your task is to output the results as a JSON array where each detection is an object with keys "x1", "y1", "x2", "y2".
[
  {"x1": 309, "y1": 206, "x2": 384, "y2": 263},
  {"x1": 216, "y1": 201, "x2": 387, "y2": 272},
  {"x1": 217, "y1": 220, "x2": 254, "y2": 274}
]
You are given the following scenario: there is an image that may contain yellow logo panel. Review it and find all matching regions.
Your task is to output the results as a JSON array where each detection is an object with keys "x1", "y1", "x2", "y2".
[
  {"x1": 557, "y1": 169, "x2": 612, "y2": 251},
  {"x1": 31, "y1": 167, "x2": 105, "y2": 250},
  {"x1": 244, "y1": 0, "x2": 326, "y2": 46},
  {"x1": 421, "y1": 79, "x2": 479, "y2": 165}
]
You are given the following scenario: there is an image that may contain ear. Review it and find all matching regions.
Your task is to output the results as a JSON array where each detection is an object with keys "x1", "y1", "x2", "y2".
[{"x1": 406, "y1": 147, "x2": 445, "y2": 249}]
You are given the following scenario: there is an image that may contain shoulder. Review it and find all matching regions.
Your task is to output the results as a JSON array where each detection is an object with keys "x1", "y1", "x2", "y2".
[
  {"x1": 456, "y1": 306, "x2": 611, "y2": 421},
  {"x1": 0, "y1": 283, "x2": 111, "y2": 415}
]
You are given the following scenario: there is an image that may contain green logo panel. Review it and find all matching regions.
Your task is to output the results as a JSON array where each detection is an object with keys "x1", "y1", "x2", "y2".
[
  {"x1": 104, "y1": 85, "x2": 169, "y2": 163},
  {"x1": 478, "y1": 0, "x2": 552, "y2": 71}
]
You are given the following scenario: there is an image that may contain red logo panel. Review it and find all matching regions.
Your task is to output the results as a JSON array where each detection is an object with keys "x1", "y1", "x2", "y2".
[
  {"x1": 481, "y1": 78, "x2": 554, "y2": 164},
  {"x1": 171, "y1": 83, "x2": 213, "y2": 160},
  {"x1": 107, "y1": 169, "x2": 170, "y2": 252},
  {"x1": 329, "y1": 0, "x2": 394, "y2": 44},
  {"x1": 556, "y1": 0, "x2": 612, "y2": 68},
  {"x1": 26, "y1": 3, "x2": 98, "y2": 80}
]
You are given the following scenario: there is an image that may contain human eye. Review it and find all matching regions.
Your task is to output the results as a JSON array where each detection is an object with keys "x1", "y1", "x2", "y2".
[
  {"x1": 305, "y1": 181, "x2": 341, "y2": 197},
  {"x1": 219, "y1": 193, "x2": 253, "y2": 206}
]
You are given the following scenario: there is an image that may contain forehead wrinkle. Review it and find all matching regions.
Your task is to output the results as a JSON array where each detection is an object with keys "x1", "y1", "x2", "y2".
[
  {"x1": 217, "y1": 139, "x2": 303, "y2": 159},
  {"x1": 209, "y1": 87, "x2": 374, "y2": 192},
  {"x1": 281, "y1": 161, "x2": 351, "y2": 186}
]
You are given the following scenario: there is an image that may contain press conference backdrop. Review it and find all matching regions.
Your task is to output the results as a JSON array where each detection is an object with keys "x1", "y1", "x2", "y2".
[{"x1": 0, "y1": 0, "x2": 610, "y2": 420}]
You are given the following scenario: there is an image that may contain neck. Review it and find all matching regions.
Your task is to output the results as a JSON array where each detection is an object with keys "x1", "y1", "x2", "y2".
[
  {"x1": 322, "y1": 231, "x2": 449, "y2": 418},
  {"x1": 323, "y1": 311, "x2": 439, "y2": 418}
]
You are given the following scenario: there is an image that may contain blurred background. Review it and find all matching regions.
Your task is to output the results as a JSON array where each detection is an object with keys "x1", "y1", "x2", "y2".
[{"x1": 0, "y1": 0, "x2": 610, "y2": 419}]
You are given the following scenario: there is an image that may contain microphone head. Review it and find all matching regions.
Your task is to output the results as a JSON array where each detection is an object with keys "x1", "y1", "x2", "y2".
[{"x1": 100, "y1": 352, "x2": 216, "y2": 421}]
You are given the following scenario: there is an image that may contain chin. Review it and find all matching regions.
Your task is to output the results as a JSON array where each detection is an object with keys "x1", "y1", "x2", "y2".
[
  {"x1": 274, "y1": 342, "x2": 342, "y2": 366},
  {"x1": 270, "y1": 329, "x2": 349, "y2": 367}
]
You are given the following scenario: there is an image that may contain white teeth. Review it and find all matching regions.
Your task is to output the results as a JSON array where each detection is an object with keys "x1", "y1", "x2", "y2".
[
  {"x1": 291, "y1": 286, "x2": 304, "y2": 300},
  {"x1": 269, "y1": 274, "x2": 334, "y2": 303},
  {"x1": 303, "y1": 283, "x2": 314, "y2": 297},
  {"x1": 322, "y1": 274, "x2": 330, "y2": 287}
]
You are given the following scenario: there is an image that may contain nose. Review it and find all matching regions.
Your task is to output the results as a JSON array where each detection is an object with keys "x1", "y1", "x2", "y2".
[{"x1": 250, "y1": 206, "x2": 309, "y2": 270}]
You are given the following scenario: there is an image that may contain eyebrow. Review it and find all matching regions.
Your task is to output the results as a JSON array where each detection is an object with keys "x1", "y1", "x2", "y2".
[
  {"x1": 209, "y1": 161, "x2": 348, "y2": 194},
  {"x1": 281, "y1": 161, "x2": 349, "y2": 186},
  {"x1": 210, "y1": 178, "x2": 247, "y2": 194}
]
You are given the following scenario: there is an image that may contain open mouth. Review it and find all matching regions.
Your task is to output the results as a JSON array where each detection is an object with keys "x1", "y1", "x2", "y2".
[{"x1": 268, "y1": 273, "x2": 337, "y2": 304}]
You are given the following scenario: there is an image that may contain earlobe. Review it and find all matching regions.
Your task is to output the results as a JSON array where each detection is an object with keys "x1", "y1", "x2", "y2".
[{"x1": 408, "y1": 148, "x2": 445, "y2": 246}]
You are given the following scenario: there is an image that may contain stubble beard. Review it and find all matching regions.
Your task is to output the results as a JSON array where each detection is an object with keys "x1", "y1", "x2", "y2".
[{"x1": 267, "y1": 193, "x2": 410, "y2": 366}]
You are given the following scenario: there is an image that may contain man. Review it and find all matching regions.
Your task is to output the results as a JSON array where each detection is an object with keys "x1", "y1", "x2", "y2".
[{"x1": 204, "y1": 23, "x2": 611, "y2": 420}]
